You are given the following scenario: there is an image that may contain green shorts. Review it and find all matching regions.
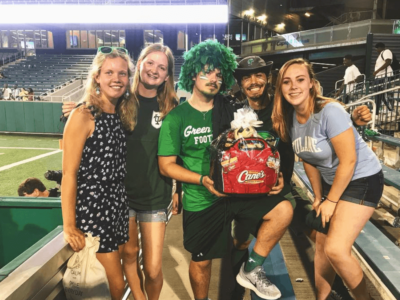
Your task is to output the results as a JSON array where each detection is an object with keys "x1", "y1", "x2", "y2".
[
  {"x1": 231, "y1": 187, "x2": 297, "y2": 243},
  {"x1": 183, "y1": 186, "x2": 291, "y2": 262}
]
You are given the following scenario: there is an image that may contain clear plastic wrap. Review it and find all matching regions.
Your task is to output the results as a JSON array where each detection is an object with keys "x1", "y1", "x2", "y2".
[{"x1": 210, "y1": 108, "x2": 280, "y2": 196}]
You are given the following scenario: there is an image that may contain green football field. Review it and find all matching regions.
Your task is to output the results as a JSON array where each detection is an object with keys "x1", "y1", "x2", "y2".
[{"x1": 0, "y1": 134, "x2": 63, "y2": 197}]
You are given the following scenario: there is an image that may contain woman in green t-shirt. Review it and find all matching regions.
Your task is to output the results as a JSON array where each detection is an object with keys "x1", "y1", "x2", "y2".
[{"x1": 123, "y1": 44, "x2": 179, "y2": 300}]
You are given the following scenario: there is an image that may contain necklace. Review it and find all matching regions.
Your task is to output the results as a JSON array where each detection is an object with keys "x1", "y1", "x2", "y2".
[
  {"x1": 188, "y1": 99, "x2": 213, "y2": 120},
  {"x1": 200, "y1": 108, "x2": 212, "y2": 120}
]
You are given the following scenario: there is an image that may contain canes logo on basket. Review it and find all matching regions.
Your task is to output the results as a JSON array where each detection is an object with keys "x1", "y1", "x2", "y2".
[{"x1": 238, "y1": 170, "x2": 265, "y2": 184}]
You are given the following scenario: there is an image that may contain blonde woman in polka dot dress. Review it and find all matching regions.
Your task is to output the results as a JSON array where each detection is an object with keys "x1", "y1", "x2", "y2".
[{"x1": 61, "y1": 47, "x2": 137, "y2": 300}]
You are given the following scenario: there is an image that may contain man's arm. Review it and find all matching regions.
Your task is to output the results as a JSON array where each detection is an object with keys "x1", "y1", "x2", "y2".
[
  {"x1": 355, "y1": 74, "x2": 364, "y2": 83},
  {"x1": 351, "y1": 105, "x2": 371, "y2": 126},
  {"x1": 159, "y1": 156, "x2": 226, "y2": 197},
  {"x1": 62, "y1": 101, "x2": 78, "y2": 118}
]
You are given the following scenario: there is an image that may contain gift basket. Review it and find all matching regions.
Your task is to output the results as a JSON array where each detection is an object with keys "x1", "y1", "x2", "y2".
[{"x1": 210, "y1": 108, "x2": 280, "y2": 196}]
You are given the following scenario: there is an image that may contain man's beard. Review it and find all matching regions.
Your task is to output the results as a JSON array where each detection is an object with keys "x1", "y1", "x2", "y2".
[
  {"x1": 200, "y1": 82, "x2": 220, "y2": 99},
  {"x1": 200, "y1": 89, "x2": 218, "y2": 100},
  {"x1": 245, "y1": 84, "x2": 269, "y2": 102}
]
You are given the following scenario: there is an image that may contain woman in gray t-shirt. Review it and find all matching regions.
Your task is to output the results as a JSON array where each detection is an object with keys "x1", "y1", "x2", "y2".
[{"x1": 272, "y1": 58, "x2": 383, "y2": 300}]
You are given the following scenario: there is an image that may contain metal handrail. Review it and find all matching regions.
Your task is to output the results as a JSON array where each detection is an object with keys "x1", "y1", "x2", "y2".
[
  {"x1": 335, "y1": 74, "x2": 366, "y2": 93},
  {"x1": 324, "y1": 10, "x2": 374, "y2": 27},
  {"x1": 0, "y1": 52, "x2": 22, "y2": 67},
  {"x1": 353, "y1": 86, "x2": 400, "y2": 102},
  {"x1": 39, "y1": 77, "x2": 78, "y2": 99},
  {"x1": 62, "y1": 85, "x2": 85, "y2": 102}
]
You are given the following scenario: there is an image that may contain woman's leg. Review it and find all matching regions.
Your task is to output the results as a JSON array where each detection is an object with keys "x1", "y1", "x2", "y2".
[
  {"x1": 324, "y1": 201, "x2": 375, "y2": 300},
  {"x1": 314, "y1": 231, "x2": 337, "y2": 300},
  {"x1": 96, "y1": 245, "x2": 126, "y2": 300},
  {"x1": 140, "y1": 221, "x2": 167, "y2": 300},
  {"x1": 122, "y1": 216, "x2": 146, "y2": 300}
]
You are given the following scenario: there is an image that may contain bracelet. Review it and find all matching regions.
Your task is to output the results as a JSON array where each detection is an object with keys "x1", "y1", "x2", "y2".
[
  {"x1": 326, "y1": 197, "x2": 338, "y2": 204},
  {"x1": 199, "y1": 175, "x2": 204, "y2": 186}
]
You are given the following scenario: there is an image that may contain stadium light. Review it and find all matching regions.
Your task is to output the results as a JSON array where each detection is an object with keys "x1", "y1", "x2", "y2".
[{"x1": 0, "y1": 5, "x2": 228, "y2": 24}]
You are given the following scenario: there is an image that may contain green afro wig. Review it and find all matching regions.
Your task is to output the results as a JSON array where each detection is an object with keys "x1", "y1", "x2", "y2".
[{"x1": 178, "y1": 40, "x2": 237, "y2": 92}]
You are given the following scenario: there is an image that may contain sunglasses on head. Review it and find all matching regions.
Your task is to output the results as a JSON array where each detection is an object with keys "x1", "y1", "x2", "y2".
[{"x1": 97, "y1": 46, "x2": 128, "y2": 55}]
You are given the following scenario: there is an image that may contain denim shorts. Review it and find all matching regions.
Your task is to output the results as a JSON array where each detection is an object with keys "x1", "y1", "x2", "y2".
[
  {"x1": 322, "y1": 170, "x2": 384, "y2": 208},
  {"x1": 128, "y1": 208, "x2": 168, "y2": 222}
]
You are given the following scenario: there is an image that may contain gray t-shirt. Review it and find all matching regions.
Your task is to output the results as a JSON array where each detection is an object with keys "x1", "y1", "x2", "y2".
[{"x1": 290, "y1": 102, "x2": 381, "y2": 184}]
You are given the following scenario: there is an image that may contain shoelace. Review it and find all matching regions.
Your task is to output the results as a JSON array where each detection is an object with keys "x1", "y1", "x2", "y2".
[{"x1": 255, "y1": 268, "x2": 273, "y2": 287}]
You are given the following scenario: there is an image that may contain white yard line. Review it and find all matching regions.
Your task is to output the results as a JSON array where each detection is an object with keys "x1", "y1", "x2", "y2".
[
  {"x1": 0, "y1": 150, "x2": 62, "y2": 172},
  {"x1": 0, "y1": 153, "x2": 3, "y2": 155},
  {"x1": 0, "y1": 147, "x2": 59, "y2": 150}
]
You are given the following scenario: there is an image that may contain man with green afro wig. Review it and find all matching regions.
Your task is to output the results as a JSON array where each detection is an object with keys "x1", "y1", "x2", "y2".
[
  {"x1": 178, "y1": 39, "x2": 237, "y2": 93},
  {"x1": 158, "y1": 40, "x2": 288, "y2": 300}
]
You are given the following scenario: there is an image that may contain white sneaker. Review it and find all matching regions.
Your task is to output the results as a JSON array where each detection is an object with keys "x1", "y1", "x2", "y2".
[{"x1": 236, "y1": 263, "x2": 281, "y2": 300}]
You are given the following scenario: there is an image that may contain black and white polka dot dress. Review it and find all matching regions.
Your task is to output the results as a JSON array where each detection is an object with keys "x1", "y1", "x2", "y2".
[{"x1": 75, "y1": 112, "x2": 129, "y2": 253}]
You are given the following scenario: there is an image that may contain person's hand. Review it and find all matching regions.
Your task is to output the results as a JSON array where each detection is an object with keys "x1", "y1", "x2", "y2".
[
  {"x1": 202, "y1": 176, "x2": 227, "y2": 197},
  {"x1": 352, "y1": 105, "x2": 371, "y2": 126},
  {"x1": 62, "y1": 101, "x2": 77, "y2": 118},
  {"x1": 316, "y1": 200, "x2": 337, "y2": 228},
  {"x1": 269, "y1": 172, "x2": 284, "y2": 195},
  {"x1": 171, "y1": 192, "x2": 182, "y2": 215},
  {"x1": 312, "y1": 197, "x2": 322, "y2": 211},
  {"x1": 64, "y1": 226, "x2": 86, "y2": 252}
]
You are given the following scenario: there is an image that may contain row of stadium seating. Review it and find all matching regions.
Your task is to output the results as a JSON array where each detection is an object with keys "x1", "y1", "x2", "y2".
[
  {"x1": 0, "y1": 54, "x2": 94, "y2": 98},
  {"x1": 0, "y1": 51, "x2": 22, "y2": 66}
]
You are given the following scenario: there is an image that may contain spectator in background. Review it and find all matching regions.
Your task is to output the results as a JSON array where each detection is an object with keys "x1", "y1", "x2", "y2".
[
  {"x1": 28, "y1": 88, "x2": 34, "y2": 101},
  {"x1": 0, "y1": 71, "x2": 7, "y2": 79},
  {"x1": 373, "y1": 42, "x2": 393, "y2": 79},
  {"x1": 1, "y1": 83, "x2": 12, "y2": 100},
  {"x1": 11, "y1": 84, "x2": 21, "y2": 100},
  {"x1": 373, "y1": 42, "x2": 393, "y2": 112},
  {"x1": 18, "y1": 177, "x2": 60, "y2": 197},
  {"x1": 335, "y1": 55, "x2": 363, "y2": 103},
  {"x1": 19, "y1": 87, "x2": 29, "y2": 101}
]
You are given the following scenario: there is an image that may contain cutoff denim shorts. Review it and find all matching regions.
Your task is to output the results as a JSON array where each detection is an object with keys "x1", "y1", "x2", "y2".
[
  {"x1": 128, "y1": 208, "x2": 168, "y2": 222},
  {"x1": 321, "y1": 170, "x2": 384, "y2": 208}
]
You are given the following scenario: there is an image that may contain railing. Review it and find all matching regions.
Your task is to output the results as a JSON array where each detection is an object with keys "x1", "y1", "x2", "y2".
[
  {"x1": 241, "y1": 19, "x2": 394, "y2": 56},
  {"x1": 62, "y1": 85, "x2": 85, "y2": 102},
  {"x1": 346, "y1": 85, "x2": 400, "y2": 136},
  {"x1": 40, "y1": 77, "x2": 80, "y2": 101},
  {"x1": 335, "y1": 74, "x2": 366, "y2": 92},
  {"x1": 324, "y1": 10, "x2": 375, "y2": 27},
  {"x1": 0, "y1": 52, "x2": 23, "y2": 66}
]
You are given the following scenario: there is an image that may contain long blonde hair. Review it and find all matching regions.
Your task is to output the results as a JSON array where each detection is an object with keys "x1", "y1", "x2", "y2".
[
  {"x1": 132, "y1": 44, "x2": 178, "y2": 118},
  {"x1": 80, "y1": 49, "x2": 137, "y2": 131},
  {"x1": 272, "y1": 58, "x2": 342, "y2": 142}
]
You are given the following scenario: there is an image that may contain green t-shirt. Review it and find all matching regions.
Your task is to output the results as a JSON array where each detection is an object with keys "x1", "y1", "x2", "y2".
[
  {"x1": 125, "y1": 95, "x2": 172, "y2": 211},
  {"x1": 158, "y1": 101, "x2": 218, "y2": 212}
]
